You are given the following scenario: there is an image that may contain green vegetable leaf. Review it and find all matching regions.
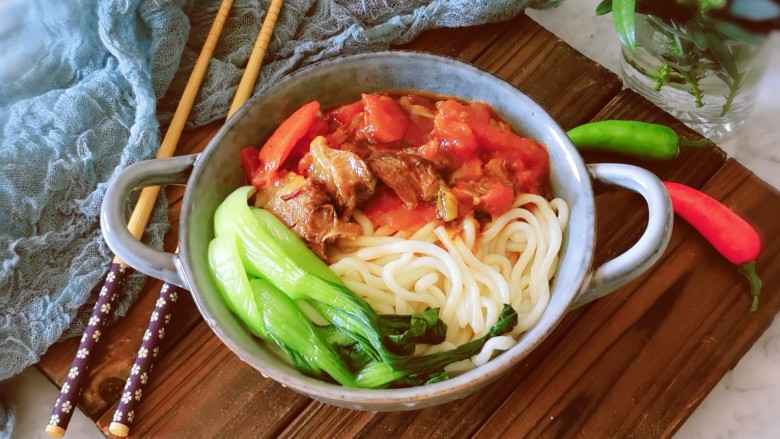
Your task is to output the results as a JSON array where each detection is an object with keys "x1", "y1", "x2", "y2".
[
  {"x1": 355, "y1": 305, "x2": 519, "y2": 388},
  {"x1": 704, "y1": 30, "x2": 739, "y2": 79},
  {"x1": 595, "y1": 0, "x2": 613, "y2": 16},
  {"x1": 278, "y1": 345, "x2": 326, "y2": 380},
  {"x1": 333, "y1": 342, "x2": 374, "y2": 372},
  {"x1": 613, "y1": 0, "x2": 637, "y2": 51},
  {"x1": 381, "y1": 308, "x2": 447, "y2": 351},
  {"x1": 487, "y1": 304, "x2": 519, "y2": 337}
]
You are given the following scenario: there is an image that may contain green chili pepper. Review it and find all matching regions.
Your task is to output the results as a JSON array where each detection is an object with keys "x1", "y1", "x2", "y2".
[{"x1": 567, "y1": 120, "x2": 712, "y2": 160}]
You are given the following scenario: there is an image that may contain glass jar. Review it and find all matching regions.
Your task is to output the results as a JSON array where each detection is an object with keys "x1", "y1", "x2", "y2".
[{"x1": 621, "y1": 14, "x2": 767, "y2": 142}]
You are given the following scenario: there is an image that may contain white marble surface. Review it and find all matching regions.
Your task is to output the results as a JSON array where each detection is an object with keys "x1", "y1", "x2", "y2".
[{"x1": 2, "y1": 1, "x2": 779, "y2": 438}]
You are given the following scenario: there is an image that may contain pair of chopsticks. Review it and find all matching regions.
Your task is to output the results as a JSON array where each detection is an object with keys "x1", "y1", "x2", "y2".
[
  {"x1": 45, "y1": 0, "x2": 283, "y2": 437},
  {"x1": 44, "y1": 0, "x2": 234, "y2": 434}
]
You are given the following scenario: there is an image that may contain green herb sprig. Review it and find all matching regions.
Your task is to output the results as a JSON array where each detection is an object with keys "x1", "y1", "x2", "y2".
[{"x1": 597, "y1": 0, "x2": 776, "y2": 113}]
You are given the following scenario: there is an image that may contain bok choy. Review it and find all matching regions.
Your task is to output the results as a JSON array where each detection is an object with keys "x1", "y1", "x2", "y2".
[
  {"x1": 214, "y1": 186, "x2": 412, "y2": 366},
  {"x1": 209, "y1": 231, "x2": 355, "y2": 386},
  {"x1": 208, "y1": 186, "x2": 520, "y2": 388}
]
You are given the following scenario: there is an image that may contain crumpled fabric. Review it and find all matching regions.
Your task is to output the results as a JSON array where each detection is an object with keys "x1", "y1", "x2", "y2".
[{"x1": 0, "y1": 0, "x2": 561, "y2": 434}]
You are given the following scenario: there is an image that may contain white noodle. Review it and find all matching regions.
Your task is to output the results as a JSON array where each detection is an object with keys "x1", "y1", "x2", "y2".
[{"x1": 329, "y1": 194, "x2": 569, "y2": 372}]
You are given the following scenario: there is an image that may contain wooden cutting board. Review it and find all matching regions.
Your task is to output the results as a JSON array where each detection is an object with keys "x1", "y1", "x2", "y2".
[{"x1": 37, "y1": 13, "x2": 780, "y2": 438}]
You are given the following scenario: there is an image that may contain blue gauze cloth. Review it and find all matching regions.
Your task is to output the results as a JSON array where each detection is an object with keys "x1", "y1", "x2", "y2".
[{"x1": 0, "y1": 0, "x2": 561, "y2": 433}]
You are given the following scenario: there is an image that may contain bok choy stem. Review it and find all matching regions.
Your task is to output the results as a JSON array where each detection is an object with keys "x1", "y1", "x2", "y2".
[{"x1": 208, "y1": 229, "x2": 355, "y2": 386}]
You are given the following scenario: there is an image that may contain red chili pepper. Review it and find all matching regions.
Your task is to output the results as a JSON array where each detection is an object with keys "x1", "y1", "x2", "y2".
[{"x1": 663, "y1": 181, "x2": 763, "y2": 311}]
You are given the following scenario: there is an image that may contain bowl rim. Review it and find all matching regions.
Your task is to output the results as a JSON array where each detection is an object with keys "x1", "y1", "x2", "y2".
[{"x1": 179, "y1": 50, "x2": 595, "y2": 407}]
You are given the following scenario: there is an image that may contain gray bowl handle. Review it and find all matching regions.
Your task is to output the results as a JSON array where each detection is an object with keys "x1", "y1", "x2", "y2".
[
  {"x1": 100, "y1": 154, "x2": 200, "y2": 289},
  {"x1": 572, "y1": 163, "x2": 673, "y2": 308}
]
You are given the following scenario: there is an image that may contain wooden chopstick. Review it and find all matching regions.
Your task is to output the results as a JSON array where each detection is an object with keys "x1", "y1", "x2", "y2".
[
  {"x1": 126, "y1": 0, "x2": 236, "y2": 243},
  {"x1": 228, "y1": 0, "x2": 284, "y2": 117},
  {"x1": 107, "y1": 1, "x2": 285, "y2": 437},
  {"x1": 44, "y1": 1, "x2": 236, "y2": 437}
]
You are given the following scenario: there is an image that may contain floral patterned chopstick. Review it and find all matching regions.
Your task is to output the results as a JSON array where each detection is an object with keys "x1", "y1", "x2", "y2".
[
  {"x1": 45, "y1": 262, "x2": 127, "y2": 438},
  {"x1": 107, "y1": 283, "x2": 180, "y2": 437},
  {"x1": 106, "y1": 1, "x2": 284, "y2": 436}
]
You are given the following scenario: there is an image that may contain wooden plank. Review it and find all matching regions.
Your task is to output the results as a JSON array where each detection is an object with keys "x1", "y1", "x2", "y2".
[
  {"x1": 36, "y1": 121, "x2": 222, "y2": 420},
  {"x1": 277, "y1": 404, "x2": 375, "y2": 439},
  {"x1": 470, "y1": 15, "x2": 622, "y2": 129},
  {"x1": 473, "y1": 159, "x2": 780, "y2": 438},
  {"x1": 395, "y1": 16, "x2": 514, "y2": 60}
]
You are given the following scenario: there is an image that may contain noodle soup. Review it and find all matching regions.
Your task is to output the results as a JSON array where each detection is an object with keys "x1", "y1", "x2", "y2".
[{"x1": 233, "y1": 92, "x2": 569, "y2": 380}]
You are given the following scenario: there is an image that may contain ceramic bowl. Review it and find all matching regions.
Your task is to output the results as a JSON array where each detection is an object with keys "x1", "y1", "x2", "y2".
[{"x1": 101, "y1": 51, "x2": 673, "y2": 411}]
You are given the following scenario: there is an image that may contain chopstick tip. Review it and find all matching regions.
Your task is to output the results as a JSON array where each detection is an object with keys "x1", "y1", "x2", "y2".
[
  {"x1": 45, "y1": 425, "x2": 65, "y2": 438},
  {"x1": 109, "y1": 422, "x2": 130, "y2": 437}
]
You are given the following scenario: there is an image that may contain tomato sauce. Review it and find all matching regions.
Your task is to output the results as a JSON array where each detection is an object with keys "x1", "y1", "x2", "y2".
[{"x1": 242, "y1": 92, "x2": 551, "y2": 233}]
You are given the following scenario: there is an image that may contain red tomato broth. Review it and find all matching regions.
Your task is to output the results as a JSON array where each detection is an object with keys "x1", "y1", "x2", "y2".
[
  {"x1": 241, "y1": 91, "x2": 551, "y2": 234},
  {"x1": 362, "y1": 187, "x2": 437, "y2": 232}
]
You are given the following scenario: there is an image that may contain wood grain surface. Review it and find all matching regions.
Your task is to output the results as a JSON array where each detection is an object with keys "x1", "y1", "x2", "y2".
[{"x1": 37, "y1": 12, "x2": 779, "y2": 439}]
